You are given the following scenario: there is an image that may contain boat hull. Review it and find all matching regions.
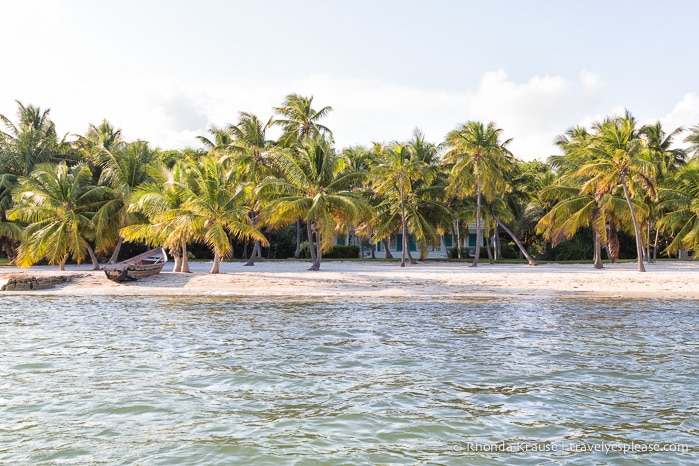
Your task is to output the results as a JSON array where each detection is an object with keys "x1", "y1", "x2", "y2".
[{"x1": 103, "y1": 248, "x2": 166, "y2": 283}]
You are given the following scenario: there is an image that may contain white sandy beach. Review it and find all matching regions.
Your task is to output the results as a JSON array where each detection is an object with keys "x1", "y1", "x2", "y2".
[{"x1": 1, "y1": 260, "x2": 698, "y2": 299}]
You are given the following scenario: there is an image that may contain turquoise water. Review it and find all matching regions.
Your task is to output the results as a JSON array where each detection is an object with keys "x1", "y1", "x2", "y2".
[{"x1": 0, "y1": 296, "x2": 697, "y2": 465}]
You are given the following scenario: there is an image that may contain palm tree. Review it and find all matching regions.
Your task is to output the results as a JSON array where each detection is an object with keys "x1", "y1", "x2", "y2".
[
  {"x1": 640, "y1": 121, "x2": 686, "y2": 260},
  {"x1": 121, "y1": 162, "x2": 196, "y2": 273},
  {"x1": 372, "y1": 143, "x2": 423, "y2": 266},
  {"x1": 1, "y1": 103, "x2": 78, "y2": 261},
  {"x1": 543, "y1": 126, "x2": 609, "y2": 268},
  {"x1": 8, "y1": 162, "x2": 106, "y2": 270},
  {"x1": 75, "y1": 119, "x2": 125, "y2": 173},
  {"x1": 0, "y1": 102, "x2": 71, "y2": 221},
  {"x1": 684, "y1": 124, "x2": 699, "y2": 160},
  {"x1": 0, "y1": 101, "x2": 65, "y2": 177},
  {"x1": 537, "y1": 183, "x2": 635, "y2": 267},
  {"x1": 273, "y1": 93, "x2": 333, "y2": 144},
  {"x1": 273, "y1": 94, "x2": 334, "y2": 257},
  {"x1": 262, "y1": 136, "x2": 371, "y2": 270},
  {"x1": 371, "y1": 140, "x2": 450, "y2": 265},
  {"x1": 222, "y1": 112, "x2": 274, "y2": 265},
  {"x1": 196, "y1": 127, "x2": 233, "y2": 157},
  {"x1": 657, "y1": 161, "x2": 699, "y2": 255},
  {"x1": 180, "y1": 155, "x2": 268, "y2": 273},
  {"x1": 443, "y1": 121, "x2": 513, "y2": 267},
  {"x1": 576, "y1": 112, "x2": 657, "y2": 272},
  {"x1": 92, "y1": 140, "x2": 155, "y2": 263}
]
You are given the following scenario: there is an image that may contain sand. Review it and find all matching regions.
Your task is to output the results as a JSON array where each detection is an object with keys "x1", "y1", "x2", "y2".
[{"x1": 1, "y1": 259, "x2": 698, "y2": 300}]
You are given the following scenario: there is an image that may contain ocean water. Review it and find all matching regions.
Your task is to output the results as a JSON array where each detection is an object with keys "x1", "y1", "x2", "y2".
[{"x1": 0, "y1": 296, "x2": 696, "y2": 465}]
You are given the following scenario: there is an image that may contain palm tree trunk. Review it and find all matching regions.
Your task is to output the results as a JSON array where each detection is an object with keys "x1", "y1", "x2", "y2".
[
  {"x1": 471, "y1": 183, "x2": 482, "y2": 267},
  {"x1": 210, "y1": 252, "x2": 221, "y2": 274},
  {"x1": 181, "y1": 236, "x2": 191, "y2": 273},
  {"x1": 494, "y1": 225, "x2": 500, "y2": 260},
  {"x1": 382, "y1": 238, "x2": 393, "y2": 259},
  {"x1": 653, "y1": 228, "x2": 660, "y2": 261},
  {"x1": 294, "y1": 219, "x2": 302, "y2": 258},
  {"x1": 314, "y1": 231, "x2": 322, "y2": 270},
  {"x1": 454, "y1": 219, "x2": 462, "y2": 259},
  {"x1": 59, "y1": 254, "x2": 68, "y2": 271},
  {"x1": 420, "y1": 246, "x2": 428, "y2": 261},
  {"x1": 307, "y1": 220, "x2": 319, "y2": 271},
  {"x1": 593, "y1": 228, "x2": 603, "y2": 269},
  {"x1": 407, "y1": 245, "x2": 417, "y2": 264},
  {"x1": 591, "y1": 205, "x2": 604, "y2": 269},
  {"x1": 484, "y1": 235, "x2": 494, "y2": 263},
  {"x1": 622, "y1": 180, "x2": 646, "y2": 272},
  {"x1": 245, "y1": 240, "x2": 260, "y2": 266},
  {"x1": 87, "y1": 244, "x2": 100, "y2": 270},
  {"x1": 646, "y1": 221, "x2": 652, "y2": 263},
  {"x1": 400, "y1": 186, "x2": 407, "y2": 268},
  {"x1": 172, "y1": 250, "x2": 182, "y2": 272},
  {"x1": 491, "y1": 212, "x2": 537, "y2": 266},
  {"x1": 108, "y1": 237, "x2": 123, "y2": 264},
  {"x1": 607, "y1": 220, "x2": 619, "y2": 263}
]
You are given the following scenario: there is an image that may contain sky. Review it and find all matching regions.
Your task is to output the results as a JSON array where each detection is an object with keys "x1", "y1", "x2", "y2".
[{"x1": 2, "y1": 0, "x2": 698, "y2": 161}]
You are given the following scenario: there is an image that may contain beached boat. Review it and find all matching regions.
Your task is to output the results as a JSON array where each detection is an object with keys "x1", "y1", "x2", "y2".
[{"x1": 103, "y1": 247, "x2": 167, "y2": 283}]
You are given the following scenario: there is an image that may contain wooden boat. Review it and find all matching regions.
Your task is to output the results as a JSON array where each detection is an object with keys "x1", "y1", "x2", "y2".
[{"x1": 103, "y1": 247, "x2": 167, "y2": 283}]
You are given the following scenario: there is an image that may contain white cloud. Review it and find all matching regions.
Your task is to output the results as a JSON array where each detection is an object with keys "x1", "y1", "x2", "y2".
[
  {"x1": 6, "y1": 68, "x2": 694, "y2": 162},
  {"x1": 580, "y1": 71, "x2": 604, "y2": 91},
  {"x1": 660, "y1": 93, "x2": 699, "y2": 133},
  {"x1": 271, "y1": 71, "x2": 600, "y2": 160}
]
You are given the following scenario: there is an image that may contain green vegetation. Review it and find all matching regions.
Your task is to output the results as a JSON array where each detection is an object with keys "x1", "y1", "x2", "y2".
[{"x1": 2, "y1": 97, "x2": 699, "y2": 272}]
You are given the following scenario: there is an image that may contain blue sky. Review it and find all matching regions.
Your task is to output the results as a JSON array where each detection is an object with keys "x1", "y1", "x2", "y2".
[{"x1": 2, "y1": 0, "x2": 698, "y2": 160}]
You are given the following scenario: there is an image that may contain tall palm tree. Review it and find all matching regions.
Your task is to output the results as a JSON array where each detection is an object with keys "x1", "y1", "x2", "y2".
[
  {"x1": 180, "y1": 155, "x2": 268, "y2": 273},
  {"x1": 261, "y1": 136, "x2": 371, "y2": 271},
  {"x1": 0, "y1": 101, "x2": 64, "y2": 177},
  {"x1": 577, "y1": 112, "x2": 657, "y2": 272},
  {"x1": 273, "y1": 94, "x2": 334, "y2": 257},
  {"x1": 343, "y1": 145, "x2": 388, "y2": 258},
  {"x1": 222, "y1": 112, "x2": 274, "y2": 265},
  {"x1": 1, "y1": 102, "x2": 77, "y2": 260},
  {"x1": 121, "y1": 162, "x2": 196, "y2": 273},
  {"x1": 74, "y1": 119, "x2": 125, "y2": 209},
  {"x1": 640, "y1": 121, "x2": 686, "y2": 260},
  {"x1": 371, "y1": 141, "x2": 449, "y2": 265},
  {"x1": 657, "y1": 161, "x2": 699, "y2": 255},
  {"x1": 93, "y1": 140, "x2": 155, "y2": 263},
  {"x1": 544, "y1": 126, "x2": 609, "y2": 268},
  {"x1": 8, "y1": 162, "x2": 106, "y2": 270},
  {"x1": 372, "y1": 143, "x2": 423, "y2": 266},
  {"x1": 443, "y1": 121, "x2": 513, "y2": 267}
]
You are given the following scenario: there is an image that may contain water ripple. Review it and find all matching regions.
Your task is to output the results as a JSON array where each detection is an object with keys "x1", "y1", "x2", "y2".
[{"x1": 0, "y1": 296, "x2": 696, "y2": 464}]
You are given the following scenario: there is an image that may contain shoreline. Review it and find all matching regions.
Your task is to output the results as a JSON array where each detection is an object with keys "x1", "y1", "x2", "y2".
[{"x1": 1, "y1": 260, "x2": 698, "y2": 300}]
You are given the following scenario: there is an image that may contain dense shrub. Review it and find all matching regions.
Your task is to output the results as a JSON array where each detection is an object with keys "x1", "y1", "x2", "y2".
[
  {"x1": 499, "y1": 242, "x2": 519, "y2": 259},
  {"x1": 543, "y1": 229, "x2": 593, "y2": 261},
  {"x1": 324, "y1": 245, "x2": 360, "y2": 258},
  {"x1": 543, "y1": 228, "x2": 639, "y2": 261},
  {"x1": 448, "y1": 246, "x2": 493, "y2": 259}
]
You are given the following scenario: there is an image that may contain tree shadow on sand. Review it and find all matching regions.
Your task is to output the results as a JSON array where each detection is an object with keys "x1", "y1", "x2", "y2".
[{"x1": 115, "y1": 272, "x2": 197, "y2": 288}]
